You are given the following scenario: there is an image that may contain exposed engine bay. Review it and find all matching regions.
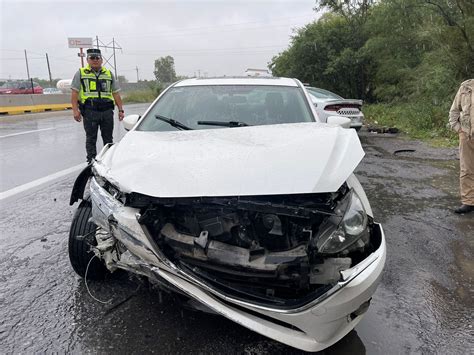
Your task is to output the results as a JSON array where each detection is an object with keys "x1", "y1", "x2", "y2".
[{"x1": 104, "y1": 183, "x2": 382, "y2": 308}]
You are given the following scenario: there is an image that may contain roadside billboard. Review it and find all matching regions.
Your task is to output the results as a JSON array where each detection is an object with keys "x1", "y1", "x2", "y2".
[{"x1": 68, "y1": 38, "x2": 93, "y2": 48}]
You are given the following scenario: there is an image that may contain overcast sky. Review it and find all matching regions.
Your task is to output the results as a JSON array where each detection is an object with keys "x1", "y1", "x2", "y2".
[{"x1": 0, "y1": 0, "x2": 320, "y2": 82}]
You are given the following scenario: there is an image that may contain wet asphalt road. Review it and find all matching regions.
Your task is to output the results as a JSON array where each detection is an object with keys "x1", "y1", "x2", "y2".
[{"x1": 0, "y1": 109, "x2": 472, "y2": 354}]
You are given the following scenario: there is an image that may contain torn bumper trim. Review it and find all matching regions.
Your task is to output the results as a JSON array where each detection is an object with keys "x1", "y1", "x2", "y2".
[
  {"x1": 69, "y1": 164, "x2": 92, "y2": 205},
  {"x1": 151, "y1": 227, "x2": 385, "y2": 352},
  {"x1": 89, "y1": 177, "x2": 386, "y2": 352}
]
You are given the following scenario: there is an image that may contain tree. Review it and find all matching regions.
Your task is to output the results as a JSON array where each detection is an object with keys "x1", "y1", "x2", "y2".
[
  {"x1": 32, "y1": 77, "x2": 60, "y2": 88},
  {"x1": 270, "y1": 14, "x2": 375, "y2": 100},
  {"x1": 314, "y1": 0, "x2": 375, "y2": 32},
  {"x1": 154, "y1": 56, "x2": 177, "y2": 83},
  {"x1": 270, "y1": 0, "x2": 473, "y2": 105}
]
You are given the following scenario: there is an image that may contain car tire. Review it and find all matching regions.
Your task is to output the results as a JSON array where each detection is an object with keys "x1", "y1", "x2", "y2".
[{"x1": 68, "y1": 198, "x2": 109, "y2": 280}]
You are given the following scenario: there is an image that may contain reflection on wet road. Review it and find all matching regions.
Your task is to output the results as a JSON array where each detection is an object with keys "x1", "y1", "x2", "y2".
[
  {"x1": 354, "y1": 133, "x2": 473, "y2": 354},
  {"x1": 0, "y1": 104, "x2": 147, "y2": 192},
  {"x1": 0, "y1": 123, "x2": 472, "y2": 353}
]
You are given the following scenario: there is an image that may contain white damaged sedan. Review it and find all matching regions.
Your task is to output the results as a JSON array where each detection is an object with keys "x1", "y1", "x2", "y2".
[{"x1": 68, "y1": 77, "x2": 386, "y2": 352}]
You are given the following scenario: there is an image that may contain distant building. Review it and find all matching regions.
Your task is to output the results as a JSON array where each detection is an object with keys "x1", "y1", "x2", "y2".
[{"x1": 244, "y1": 68, "x2": 272, "y2": 77}]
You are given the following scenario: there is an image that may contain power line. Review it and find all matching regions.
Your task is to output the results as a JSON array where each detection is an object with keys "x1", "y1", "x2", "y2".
[
  {"x1": 1, "y1": 57, "x2": 34, "y2": 60},
  {"x1": 114, "y1": 22, "x2": 311, "y2": 40},
  {"x1": 0, "y1": 49, "x2": 26, "y2": 53},
  {"x1": 121, "y1": 49, "x2": 283, "y2": 57},
  {"x1": 123, "y1": 44, "x2": 288, "y2": 54},
  {"x1": 94, "y1": 35, "x2": 122, "y2": 79},
  {"x1": 102, "y1": 14, "x2": 316, "y2": 38}
]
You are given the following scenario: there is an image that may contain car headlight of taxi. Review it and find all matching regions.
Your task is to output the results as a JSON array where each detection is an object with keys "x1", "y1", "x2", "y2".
[{"x1": 316, "y1": 190, "x2": 369, "y2": 254}]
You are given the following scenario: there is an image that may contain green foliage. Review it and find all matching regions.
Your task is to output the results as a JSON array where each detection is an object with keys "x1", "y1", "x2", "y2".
[
  {"x1": 270, "y1": 14, "x2": 374, "y2": 100},
  {"x1": 153, "y1": 56, "x2": 177, "y2": 83},
  {"x1": 122, "y1": 80, "x2": 164, "y2": 103},
  {"x1": 270, "y1": 0, "x2": 473, "y2": 140},
  {"x1": 364, "y1": 102, "x2": 457, "y2": 145},
  {"x1": 31, "y1": 77, "x2": 60, "y2": 88},
  {"x1": 122, "y1": 89, "x2": 159, "y2": 104}
]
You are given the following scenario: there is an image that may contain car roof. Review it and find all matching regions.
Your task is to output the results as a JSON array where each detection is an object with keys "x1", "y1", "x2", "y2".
[{"x1": 174, "y1": 77, "x2": 299, "y2": 87}]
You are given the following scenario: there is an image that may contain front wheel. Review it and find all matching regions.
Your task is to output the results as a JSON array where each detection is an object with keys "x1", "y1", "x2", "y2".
[{"x1": 68, "y1": 198, "x2": 109, "y2": 280}]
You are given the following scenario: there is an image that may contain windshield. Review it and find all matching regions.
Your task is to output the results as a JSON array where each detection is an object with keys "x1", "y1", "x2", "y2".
[
  {"x1": 1, "y1": 82, "x2": 18, "y2": 89},
  {"x1": 306, "y1": 87, "x2": 343, "y2": 100},
  {"x1": 137, "y1": 85, "x2": 314, "y2": 132}
]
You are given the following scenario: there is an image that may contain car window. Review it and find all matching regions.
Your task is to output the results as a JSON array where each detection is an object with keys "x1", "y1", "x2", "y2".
[
  {"x1": 137, "y1": 85, "x2": 314, "y2": 132},
  {"x1": 1, "y1": 82, "x2": 19, "y2": 89},
  {"x1": 306, "y1": 87, "x2": 343, "y2": 100}
]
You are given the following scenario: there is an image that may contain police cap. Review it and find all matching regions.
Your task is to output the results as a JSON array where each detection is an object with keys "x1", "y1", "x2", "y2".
[{"x1": 86, "y1": 48, "x2": 102, "y2": 58}]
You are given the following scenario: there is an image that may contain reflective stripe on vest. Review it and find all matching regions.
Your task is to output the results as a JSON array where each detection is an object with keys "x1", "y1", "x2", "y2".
[{"x1": 79, "y1": 65, "x2": 114, "y2": 104}]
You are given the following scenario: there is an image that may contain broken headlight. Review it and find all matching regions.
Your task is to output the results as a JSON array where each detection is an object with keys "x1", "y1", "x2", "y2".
[
  {"x1": 316, "y1": 190, "x2": 368, "y2": 254},
  {"x1": 91, "y1": 168, "x2": 123, "y2": 202}
]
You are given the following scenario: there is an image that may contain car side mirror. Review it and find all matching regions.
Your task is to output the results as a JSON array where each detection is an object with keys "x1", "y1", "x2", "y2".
[
  {"x1": 327, "y1": 116, "x2": 351, "y2": 129},
  {"x1": 123, "y1": 114, "x2": 140, "y2": 131}
]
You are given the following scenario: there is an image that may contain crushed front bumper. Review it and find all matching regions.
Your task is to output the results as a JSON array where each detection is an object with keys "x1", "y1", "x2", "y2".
[{"x1": 89, "y1": 177, "x2": 386, "y2": 352}]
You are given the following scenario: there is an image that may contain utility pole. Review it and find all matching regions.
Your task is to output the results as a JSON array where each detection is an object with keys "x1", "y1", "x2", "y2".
[
  {"x1": 46, "y1": 53, "x2": 53, "y2": 85},
  {"x1": 79, "y1": 48, "x2": 85, "y2": 67},
  {"x1": 24, "y1": 49, "x2": 30, "y2": 80},
  {"x1": 112, "y1": 37, "x2": 117, "y2": 79},
  {"x1": 136, "y1": 66, "x2": 139, "y2": 82},
  {"x1": 96, "y1": 35, "x2": 100, "y2": 49},
  {"x1": 24, "y1": 49, "x2": 34, "y2": 92}
]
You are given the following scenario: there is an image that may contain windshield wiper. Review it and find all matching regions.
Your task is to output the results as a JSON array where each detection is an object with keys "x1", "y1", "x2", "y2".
[
  {"x1": 197, "y1": 121, "x2": 250, "y2": 128},
  {"x1": 155, "y1": 114, "x2": 193, "y2": 130}
]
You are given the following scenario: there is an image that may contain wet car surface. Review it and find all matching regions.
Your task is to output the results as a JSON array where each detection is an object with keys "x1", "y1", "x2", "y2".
[
  {"x1": 305, "y1": 87, "x2": 364, "y2": 130},
  {"x1": 69, "y1": 78, "x2": 385, "y2": 352},
  {"x1": 0, "y1": 111, "x2": 472, "y2": 353}
]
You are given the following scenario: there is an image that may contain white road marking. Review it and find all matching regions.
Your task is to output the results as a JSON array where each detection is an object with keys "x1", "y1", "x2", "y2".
[
  {"x1": 0, "y1": 163, "x2": 86, "y2": 201},
  {"x1": 0, "y1": 127, "x2": 56, "y2": 139}
]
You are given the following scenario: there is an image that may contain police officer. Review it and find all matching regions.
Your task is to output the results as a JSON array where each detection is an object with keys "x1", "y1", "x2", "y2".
[{"x1": 71, "y1": 48, "x2": 125, "y2": 163}]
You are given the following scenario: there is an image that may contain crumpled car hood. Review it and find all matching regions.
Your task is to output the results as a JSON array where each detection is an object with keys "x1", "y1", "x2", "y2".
[{"x1": 97, "y1": 122, "x2": 364, "y2": 197}]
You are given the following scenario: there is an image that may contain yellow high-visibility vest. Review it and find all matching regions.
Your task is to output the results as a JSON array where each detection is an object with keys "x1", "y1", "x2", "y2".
[{"x1": 79, "y1": 65, "x2": 114, "y2": 103}]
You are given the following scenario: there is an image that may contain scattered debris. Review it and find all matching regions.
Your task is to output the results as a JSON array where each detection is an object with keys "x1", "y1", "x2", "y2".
[
  {"x1": 104, "y1": 284, "x2": 142, "y2": 316},
  {"x1": 367, "y1": 126, "x2": 400, "y2": 134}
]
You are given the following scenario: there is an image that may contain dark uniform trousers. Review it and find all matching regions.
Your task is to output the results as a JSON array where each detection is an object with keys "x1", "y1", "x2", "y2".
[{"x1": 82, "y1": 107, "x2": 114, "y2": 162}]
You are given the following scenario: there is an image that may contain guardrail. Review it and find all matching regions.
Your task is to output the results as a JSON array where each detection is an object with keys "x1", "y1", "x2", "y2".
[{"x1": 0, "y1": 94, "x2": 72, "y2": 115}]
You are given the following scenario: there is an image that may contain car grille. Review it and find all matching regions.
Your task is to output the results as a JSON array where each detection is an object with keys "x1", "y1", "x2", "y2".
[{"x1": 337, "y1": 108, "x2": 360, "y2": 115}]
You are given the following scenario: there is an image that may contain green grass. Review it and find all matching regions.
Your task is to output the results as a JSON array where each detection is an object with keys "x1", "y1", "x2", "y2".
[
  {"x1": 122, "y1": 89, "x2": 158, "y2": 104},
  {"x1": 363, "y1": 102, "x2": 459, "y2": 147}
]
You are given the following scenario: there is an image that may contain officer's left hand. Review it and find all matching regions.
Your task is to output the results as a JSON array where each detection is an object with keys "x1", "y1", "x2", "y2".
[{"x1": 118, "y1": 111, "x2": 125, "y2": 121}]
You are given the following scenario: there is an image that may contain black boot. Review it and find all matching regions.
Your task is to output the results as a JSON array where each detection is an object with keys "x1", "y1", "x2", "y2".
[{"x1": 454, "y1": 204, "x2": 474, "y2": 214}]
